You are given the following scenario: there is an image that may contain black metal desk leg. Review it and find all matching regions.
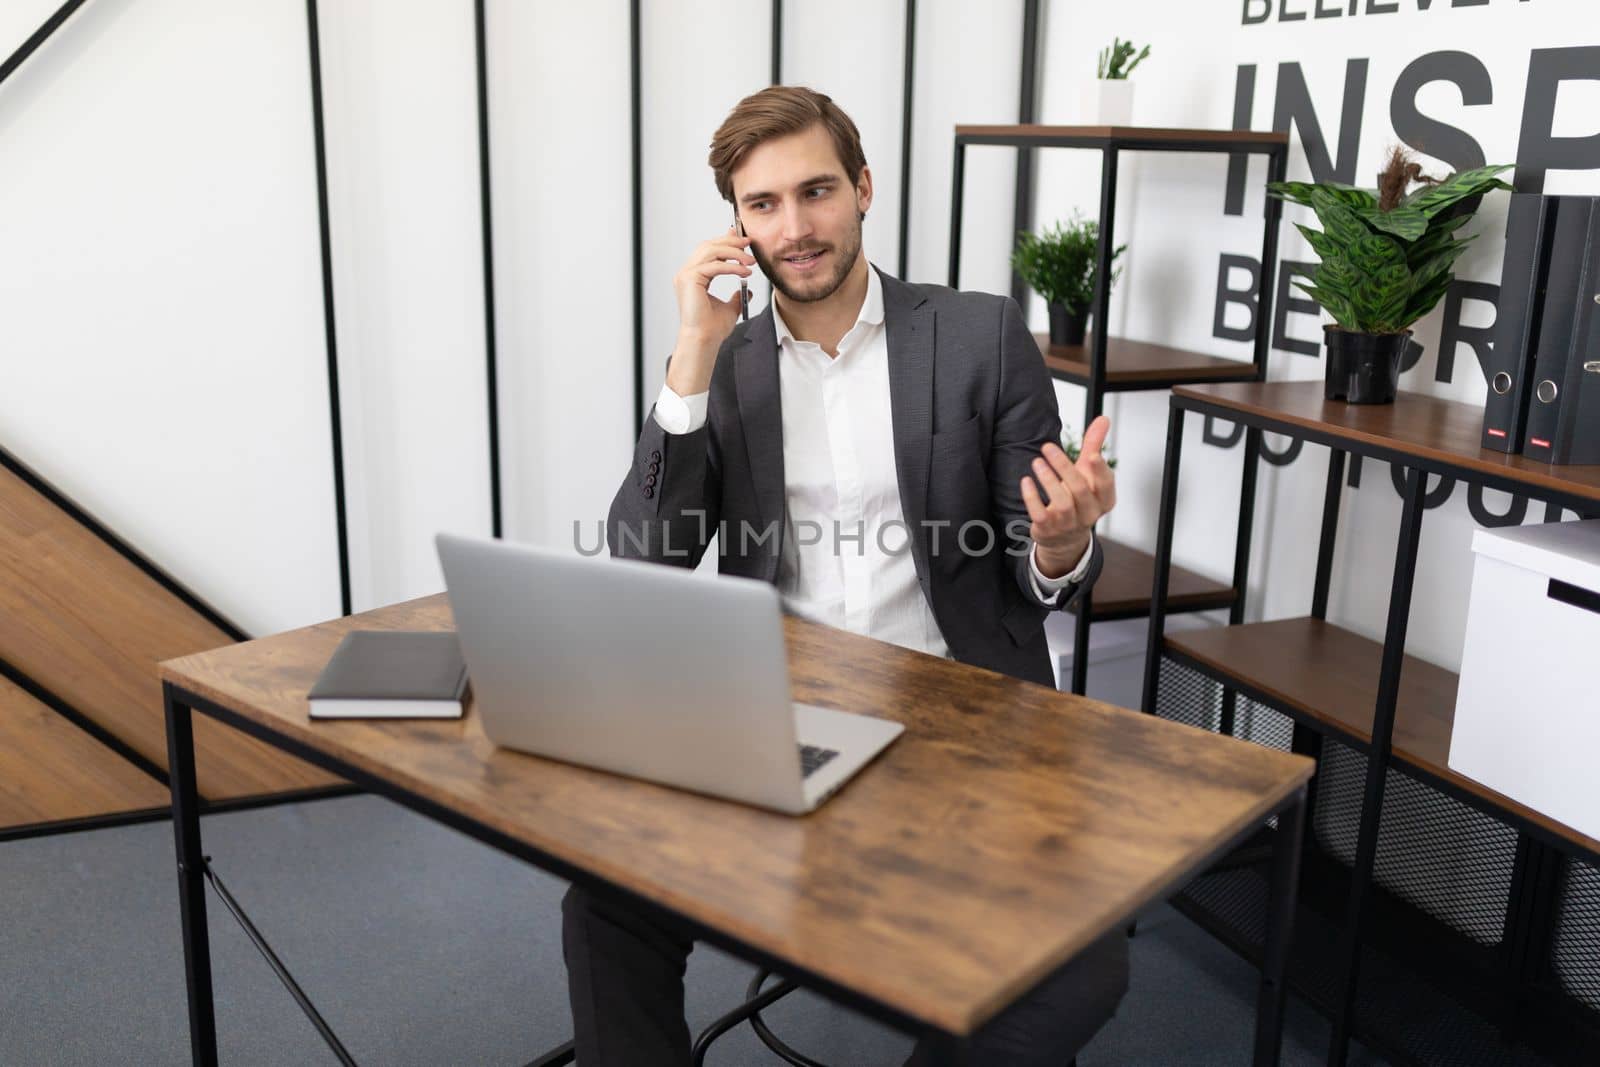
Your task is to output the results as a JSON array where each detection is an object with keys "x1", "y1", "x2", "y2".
[
  {"x1": 1220, "y1": 424, "x2": 1263, "y2": 736},
  {"x1": 1311, "y1": 448, "x2": 1347, "y2": 621},
  {"x1": 164, "y1": 681, "x2": 219, "y2": 1067},
  {"x1": 922, "y1": 1031, "x2": 972, "y2": 1066},
  {"x1": 1253, "y1": 787, "x2": 1306, "y2": 1067},
  {"x1": 947, "y1": 140, "x2": 966, "y2": 288},
  {"x1": 1327, "y1": 465, "x2": 1427, "y2": 1065},
  {"x1": 1070, "y1": 589, "x2": 1092, "y2": 695},
  {"x1": 1253, "y1": 146, "x2": 1287, "y2": 380},
  {"x1": 1139, "y1": 401, "x2": 1185, "y2": 717}
]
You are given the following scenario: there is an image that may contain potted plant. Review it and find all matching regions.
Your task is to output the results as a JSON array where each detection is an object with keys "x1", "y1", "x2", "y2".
[
  {"x1": 1012, "y1": 212, "x2": 1127, "y2": 347},
  {"x1": 1078, "y1": 38, "x2": 1149, "y2": 125},
  {"x1": 1269, "y1": 147, "x2": 1512, "y2": 404}
]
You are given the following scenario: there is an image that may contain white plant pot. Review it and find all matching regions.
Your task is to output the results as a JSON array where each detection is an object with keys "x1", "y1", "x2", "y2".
[{"x1": 1077, "y1": 79, "x2": 1135, "y2": 126}]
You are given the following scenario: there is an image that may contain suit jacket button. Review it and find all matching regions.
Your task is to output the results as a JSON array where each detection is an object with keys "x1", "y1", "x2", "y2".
[
  {"x1": 650, "y1": 450, "x2": 662, "y2": 462},
  {"x1": 643, "y1": 485, "x2": 655, "y2": 499},
  {"x1": 645, "y1": 474, "x2": 657, "y2": 487},
  {"x1": 648, "y1": 461, "x2": 660, "y2": 475}
]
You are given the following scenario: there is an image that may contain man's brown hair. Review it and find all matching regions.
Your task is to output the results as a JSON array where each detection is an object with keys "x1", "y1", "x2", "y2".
[{"x1": 708, "y1": 86, "x2": 867, "y2": 204}]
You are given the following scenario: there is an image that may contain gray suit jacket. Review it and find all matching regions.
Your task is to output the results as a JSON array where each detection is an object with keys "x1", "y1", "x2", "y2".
[{"x1": 608, "y1": 266, "x2": 1103, "y2": 687}]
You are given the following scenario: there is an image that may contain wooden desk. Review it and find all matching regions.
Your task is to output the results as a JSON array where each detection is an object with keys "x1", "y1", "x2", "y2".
[{"x1": 160, "y1": 593, "x2": 1312, "y2": 1066}]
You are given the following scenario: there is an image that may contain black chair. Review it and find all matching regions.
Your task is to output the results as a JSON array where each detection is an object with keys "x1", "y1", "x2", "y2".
[{"x1": 688, "y1": 929, "x2": 1130, "y2": 1066}]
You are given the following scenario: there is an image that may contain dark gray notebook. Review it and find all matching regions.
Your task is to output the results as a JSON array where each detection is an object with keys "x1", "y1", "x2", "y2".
[{"x1": 307, "y1": 631, "x2": 469, "y2": 719}]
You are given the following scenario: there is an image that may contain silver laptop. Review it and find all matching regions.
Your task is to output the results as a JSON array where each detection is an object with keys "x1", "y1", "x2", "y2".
[{"x1": 435, "y1": 533, "x2": 904, "y2": 814}]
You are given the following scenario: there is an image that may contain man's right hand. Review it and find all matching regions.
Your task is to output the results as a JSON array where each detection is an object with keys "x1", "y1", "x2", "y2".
[{"x1": 667, "y1": 225, "x2": 755, "y2": 397}]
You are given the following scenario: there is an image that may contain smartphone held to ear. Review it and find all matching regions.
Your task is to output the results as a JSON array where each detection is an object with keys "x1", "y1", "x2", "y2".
[{"x1": 735, "y1": 214, "x2": 751, "y2": 322}]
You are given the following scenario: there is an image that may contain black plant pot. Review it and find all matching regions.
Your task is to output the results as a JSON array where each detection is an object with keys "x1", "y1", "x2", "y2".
[
  {"x1": 1048, "y1": 303, "x2": 1088, "y2": 347},
  {"x1": 1323, "y1": 326, "x2": 1410, "y2": 404}
]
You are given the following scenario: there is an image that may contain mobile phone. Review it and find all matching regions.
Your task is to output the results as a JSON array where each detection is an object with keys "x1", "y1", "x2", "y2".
[{"x1": 734, "y1": 213, "x2": 751, "y2": 322}]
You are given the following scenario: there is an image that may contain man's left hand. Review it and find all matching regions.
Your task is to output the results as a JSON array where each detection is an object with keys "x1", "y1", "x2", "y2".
[{"x1": 1021, "y1": 414, "x2": 1117, "y2": 579}]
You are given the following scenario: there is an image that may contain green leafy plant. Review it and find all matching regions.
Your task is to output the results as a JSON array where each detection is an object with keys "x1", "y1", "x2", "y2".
[
  {"x1": 1268, "y1": 147, "x2": 1512, "y2": 335},
  {"x1": 1011, "y1": 212, "x2": 1127, "y2": 315},
  {"x1": 1097, "y1": 38, "x2": 1149, "y2": 80}
]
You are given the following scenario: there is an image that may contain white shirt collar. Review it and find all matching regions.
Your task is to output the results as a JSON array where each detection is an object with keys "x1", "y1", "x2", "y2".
[{"x1": 771, "y1": 263, "x2": 884, "y2": 348}]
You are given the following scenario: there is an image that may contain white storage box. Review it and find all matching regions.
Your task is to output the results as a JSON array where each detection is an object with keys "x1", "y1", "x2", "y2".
[{"x1": 1449, "y1": 518, "x2": 1600, "y2": 840}]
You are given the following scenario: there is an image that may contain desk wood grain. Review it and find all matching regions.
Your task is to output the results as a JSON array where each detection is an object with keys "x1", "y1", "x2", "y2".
[{"x1": 161, "y1": 593, "x2": 1310, "y2": 1036}]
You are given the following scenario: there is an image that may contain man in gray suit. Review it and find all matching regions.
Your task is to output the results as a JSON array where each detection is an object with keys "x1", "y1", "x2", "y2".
[{"x1": 565, "y1": 87, "x2": 1126, "y2": 1066}]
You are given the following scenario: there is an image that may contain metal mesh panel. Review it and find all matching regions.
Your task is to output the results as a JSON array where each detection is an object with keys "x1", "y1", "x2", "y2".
[
  {"x1": 1234, "y1": 693, "x2": 1294, "y2": 752},
  {"x1": 1152, "y1": 657, "x2": 1294, "y2": 751},
  {"x1": 1154, "y1": 658, "x2": 1295, "y2": 828},
  {"x1": 1552, "y1": 857, "x2": 1600, "y2": 1012},
  {"x1": 1179, "y1": 866, "x2": 1559, "y2": 1067},
  {"x1": 1152, "y1": 655, "x2": 1223, "y2": 733},
  {"x1": 1313, "y1": 739, "x2": 1517, "y2": 947}
]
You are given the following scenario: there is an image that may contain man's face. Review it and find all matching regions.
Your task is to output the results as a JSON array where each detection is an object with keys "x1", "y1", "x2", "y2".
[{"x1": 731, "y1": 124, "x2": 872, "y2": 305}]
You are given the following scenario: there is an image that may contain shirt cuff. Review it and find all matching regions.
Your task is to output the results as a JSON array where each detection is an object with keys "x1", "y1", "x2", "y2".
[
  {"x1": 651, "y1": 383, "x2": 710, "y2": 435},
  {"x1": 1028, "y1": 532, "x2": 1095, "y2": 605}
]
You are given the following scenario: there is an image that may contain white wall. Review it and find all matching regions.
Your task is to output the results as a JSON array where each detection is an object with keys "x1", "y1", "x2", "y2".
[
  {"x1": 908, "y1": 0, "x2": 1025, "y2": 292},
  {"x1": 638, "y1": 0, "x2": 773, "y2": 410},
  {"x1": 782, "y1": 0, "x2": 909, "y2": 281},
  {"x1": 0, "y1": 0, "x2": 342, "y2": 635},
  {"x1": 483, "y1": 0, "x2": 631, "y2": 555},
  {"x1": 2, "y1": 0, "x2": 1594, "y2": 672},
  {"x1": 317, "y1": 0, "x2": 492, "y2": 612}
]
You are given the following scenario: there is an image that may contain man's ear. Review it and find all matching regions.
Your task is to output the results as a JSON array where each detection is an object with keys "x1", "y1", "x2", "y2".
[{"x1": 855, "y1": 164, "x2": 874, "y2": 218}]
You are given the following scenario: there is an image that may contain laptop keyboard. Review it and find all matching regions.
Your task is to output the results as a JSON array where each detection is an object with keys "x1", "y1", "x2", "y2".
[{"x1": 799, "y1": 744, "x2": 840, "y2": 778}]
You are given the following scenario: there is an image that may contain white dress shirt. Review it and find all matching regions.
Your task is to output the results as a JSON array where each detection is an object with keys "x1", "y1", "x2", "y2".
[{"x1": 652, "y1": 266, "x2": 1093, "y2": 657}]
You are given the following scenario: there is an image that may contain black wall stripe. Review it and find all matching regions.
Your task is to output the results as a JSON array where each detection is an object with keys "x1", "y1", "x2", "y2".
[
  {"x1": 304, "y1": 0, "x2": 353, "y2": 617},
  {"x1": 0, "y1": 653, "x2": 169, "y2": 787},
  {"x1": 0, "y1": 0, "x2": 91, "y2": 87},
  {"x1": 474, "y1": 0, "x2": 503, "y2": 538},
  {"x1": 0, "y1": 446, "x2": 249, "y2": 641},
  {"x1": 1009, "y1": 0, "x2": 1041, "y2": 307},
  {"x1": 631, "y1": 0, "x2": 644, "y2": 430},
  {"x1": 771, "y1": 0, "x2": 782, "y2": 85},
  {"x1": 897, "y1": 0, "x2": 917, "y2": 279}
]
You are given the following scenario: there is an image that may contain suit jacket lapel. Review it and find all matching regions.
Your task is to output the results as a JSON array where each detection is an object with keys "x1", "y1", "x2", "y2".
[
  {"x1": 734, "y1": 309, "x2": 786, "y2": 578},
  {"x1": 878, "y1": 268, "x2": 935, "y2": 584}
]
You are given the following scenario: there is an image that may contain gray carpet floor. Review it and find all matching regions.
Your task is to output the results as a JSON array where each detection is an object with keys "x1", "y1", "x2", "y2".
[{"x1": 0, "y1": 793, "x2": 1388, "y2": 1065}]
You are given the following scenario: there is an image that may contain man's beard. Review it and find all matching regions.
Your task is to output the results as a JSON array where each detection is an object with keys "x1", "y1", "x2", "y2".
[{"x1": 752, "y1": 215, "x2": 863, "y2": 304}]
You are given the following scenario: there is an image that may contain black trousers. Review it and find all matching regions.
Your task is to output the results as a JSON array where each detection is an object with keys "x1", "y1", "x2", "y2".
[{"x1": 562, "y1": 884, "x2": 1129, "y2": 1067}]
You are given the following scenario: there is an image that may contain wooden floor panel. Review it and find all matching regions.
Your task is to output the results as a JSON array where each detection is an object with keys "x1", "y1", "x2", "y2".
[
  {"x1": 0, "y1": 675, "x2": 168, "y2": 831},
  {"x1": 0, "y1": 460, "x2": 340, "y2": 801}
]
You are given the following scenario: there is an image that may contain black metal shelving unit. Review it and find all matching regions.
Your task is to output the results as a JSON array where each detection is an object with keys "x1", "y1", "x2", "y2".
[
  {"x1": 947, "y1": 124, "x2": 1289, "y2": 694},
  {"x1": 1141, "y1": 380, "x2": 1600, "y2": 1066}
]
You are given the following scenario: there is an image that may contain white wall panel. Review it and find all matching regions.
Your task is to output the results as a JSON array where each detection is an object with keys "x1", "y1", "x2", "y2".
[
  {"x1": 0, "y1": 0, "x2": 340, "y2": 635},
  {"x1": 0, "y1": 0, "x2": 73, "y2": 56},
  {"x1": 781, "y1": 0, "x2": 908, "y2": 280},
  {"x1": 317, "y1": 0, "x2": 492, "y2": 611},
  {"x1": 907, "y1": 0, "x2": 1024, "y2": 292},
  {"x1": 638, "y1": 0, "x2": 772, "y2": 408},
  {"x1": 486, "y1": 0, "x2": 633, "y2": 554}
]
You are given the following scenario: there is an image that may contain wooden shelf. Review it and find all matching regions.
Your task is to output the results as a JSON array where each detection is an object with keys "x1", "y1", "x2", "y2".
[
  {"x1": 956, "y1": 125, "x2": 1289, "y2": 150},
  {"x1": 1033, "y1": 333, "x2": 1258, "y2": 390},
  {"x1": 1173, "y1": 381, "x2": 1600, "y2": 506},
  {"x1": 1164, "y1": 616, "x2": 1600, "y2": 857},
  {"x1": 1084, "y1": 536, "x2": 1235, "y2": 621}
]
